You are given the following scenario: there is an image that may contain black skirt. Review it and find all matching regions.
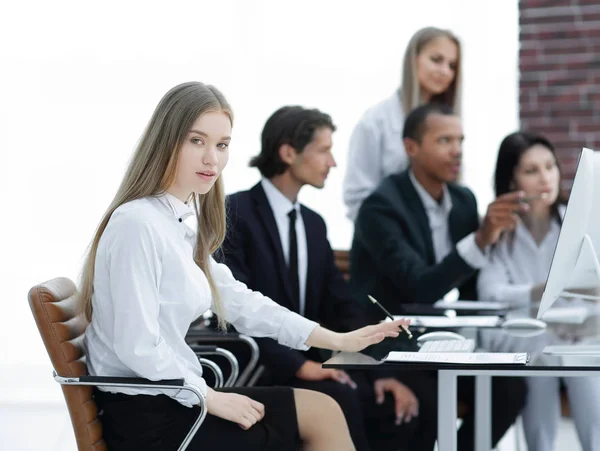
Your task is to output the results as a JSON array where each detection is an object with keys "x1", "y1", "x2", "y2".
[{"x1": 94, "y1": 386, "x2": 301, "y2": 451}]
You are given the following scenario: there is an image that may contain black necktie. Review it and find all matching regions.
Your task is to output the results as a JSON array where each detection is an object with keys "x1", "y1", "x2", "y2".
[{"x1": 287, "y1": 208, "x2": 300, "y2": 310}]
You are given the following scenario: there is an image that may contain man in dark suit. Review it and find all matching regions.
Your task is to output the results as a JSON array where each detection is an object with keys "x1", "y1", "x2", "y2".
[
  {"x1": 351, "y1": 103, "x2": 528, "y2": 316},
  {"x1": 218, "y1": 106, "x2": 436, "y2": 451},
  {"x1": 350, "y1": 103, "x2": 527, "y2": 449}
]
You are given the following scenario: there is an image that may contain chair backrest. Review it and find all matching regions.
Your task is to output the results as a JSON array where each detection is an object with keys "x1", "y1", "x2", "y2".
[
  {"x1": 28, "y1": 277, "x2": 107, "y2": 451},
  {"x1": 333, "y1": 250, "x2": 350, "y2": 281}
]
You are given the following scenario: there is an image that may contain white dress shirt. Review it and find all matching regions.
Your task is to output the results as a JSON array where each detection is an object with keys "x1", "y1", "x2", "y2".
[
  {"x1": 84, "y1": 192, "x2": 318, "y2": 407},
  {"x1": 477, "y1": 207, "x2": 565, "y2": 306},
  {"x1": 409, "y1": 171, "x2": 487, "y2": 269},
  {"x1": 261, "y1": 178, "x2": 308, "y2": 315},
  {"x1": 343, "y1": 92, "x2": 409, "y2": 221}
]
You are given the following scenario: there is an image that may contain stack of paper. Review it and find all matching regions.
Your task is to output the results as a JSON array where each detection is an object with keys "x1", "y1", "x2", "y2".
[
  {"x1": 385, "y1": 352, "x2": 529, "y2": 365},
  {"x1": 434, "y1": 300, "x2": 509, "y2": 311},
  {"x1": 392, "y1": 315, "x2": 501, "y2": 328}
]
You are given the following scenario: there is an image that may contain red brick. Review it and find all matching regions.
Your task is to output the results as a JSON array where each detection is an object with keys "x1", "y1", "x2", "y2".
[
  {"x1": 520, "y1": 0, "x2": 573, "y2": 9},
  {"x1": 520, "y1": 28, "x2": 600, "y2": 41},
  {"x1": 543, "y1": 46, "x2": 600, "y2": 57},
  {"x1": 521, "y1": 20, "x2": 600, "y2": 33},
  {"x1": 544, "y1": 71, "x2": 594, "y2": 87},
  {"x1": 520, "y1": 0, "x2": 600, "y2": 186},
  {"x1": 520, "y1": 59, "x2": 597, "y2": 72},
  {"x1": 521, "y1": 37, "x2": 596, "y2": 50}
]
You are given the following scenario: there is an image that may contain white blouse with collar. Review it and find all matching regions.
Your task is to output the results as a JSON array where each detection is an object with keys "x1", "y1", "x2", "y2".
[
  {"x1": 343, "y1": 92, "x2": 408, "y2": 221},
  {"x1": 477, "y1": 207, "x2": 565, "y2": 306},
  {"x1": 84, "y1": 193, "x2": 318, "y2": 407}
]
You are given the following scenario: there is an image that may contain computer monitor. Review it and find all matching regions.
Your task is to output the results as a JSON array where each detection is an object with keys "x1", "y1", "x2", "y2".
[{"x1": 537, "y1": 148, "x2": 600, "y2": 319}]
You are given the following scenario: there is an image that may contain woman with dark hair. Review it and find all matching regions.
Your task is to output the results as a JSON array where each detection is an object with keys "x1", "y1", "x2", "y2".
[{"x1": 478, "y1": 131, "x2": 600, "y2": 451}]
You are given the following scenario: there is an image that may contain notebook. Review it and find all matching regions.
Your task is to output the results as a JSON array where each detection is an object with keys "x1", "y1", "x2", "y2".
[
  {"x1": 392, "y1": 315, "x2": 501, "y2": 328},
  {"x1": 434, "y1": 300, "x2": 509, "y2": 311},
  {"x1": 385, "y1": 352, "x2": 530, "y2": 365}
]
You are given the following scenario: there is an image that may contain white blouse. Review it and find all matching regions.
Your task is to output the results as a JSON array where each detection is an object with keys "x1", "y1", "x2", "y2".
[
  {"x1": 84, "y1": 193, "x2": 318, "y2": 407},
  {"x1": 343, "y1": 92, "x2": 409, "y2": 221},
  {"x1": 477, "y1": 207, "x2": 565, "y2": 306}
]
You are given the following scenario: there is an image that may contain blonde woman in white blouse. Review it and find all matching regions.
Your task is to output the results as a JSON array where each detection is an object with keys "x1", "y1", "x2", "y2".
[
  {"x1": 343, "y1": 26, "x2": 462, "y2": 221},
  {"x1": 478, "y1": 131, "x2": 600, "y2": 451},
  {"x1": 79, "y1": 82, "x2": 409, "y2": 451}
]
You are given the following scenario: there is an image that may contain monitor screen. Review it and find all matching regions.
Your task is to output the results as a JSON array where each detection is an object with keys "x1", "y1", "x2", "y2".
[{"x1": 537, "y1": 148, "x2": 598, "y2": 318}]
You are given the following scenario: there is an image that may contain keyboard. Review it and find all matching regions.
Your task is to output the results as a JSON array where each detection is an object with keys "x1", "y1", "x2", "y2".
[{"x1": 419, "y1": 339, "x2": 475, "y2": 353}]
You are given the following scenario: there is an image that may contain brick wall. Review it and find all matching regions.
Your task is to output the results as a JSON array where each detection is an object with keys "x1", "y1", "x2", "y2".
[{"x1": 519, "y1": 0, "x2": 600, "y2": 188}]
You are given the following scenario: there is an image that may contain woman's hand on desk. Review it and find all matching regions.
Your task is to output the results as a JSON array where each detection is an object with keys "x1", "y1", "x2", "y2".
[
  {"x1": 305, "y1": 320, "x2": 410, "y2": 353},
  {"x1": 373, "y1": 378, "x2": 419, "y2": 425},
  {"x1": 295, "y1": 360, "x2": 357, "y2": 388},
  {"x1": 206, "y1": 388, "x2": 265, "y2": 430}
]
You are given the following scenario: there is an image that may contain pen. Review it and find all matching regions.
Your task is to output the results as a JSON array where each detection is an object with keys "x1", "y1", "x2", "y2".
[
  {"x1": 518, "y1": 193, "x2": 548, "y2": 204},
  {"x1": 368, "y1": 295, "x2": 412, "y2": 339}
]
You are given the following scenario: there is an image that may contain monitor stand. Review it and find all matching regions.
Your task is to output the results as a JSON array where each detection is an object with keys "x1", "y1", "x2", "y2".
[{"x1": 560, "y1": 234, "x2": 600, "y2": 302}]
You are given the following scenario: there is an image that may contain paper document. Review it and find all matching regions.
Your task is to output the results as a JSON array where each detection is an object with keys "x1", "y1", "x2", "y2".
[
  {"x1": 434, "y1": 300, "x2": 509, "y2": 311},
  {"x1": 543, "y1": 345, "x2": 600, "y2": 355},
  {"x1": 392, "y1": 315, "x2": 501, "y2": 328},
  {"x1": 385, "y1": 352, "x2": 530, "y2": 365},
  {"x1": 540, "y1": 306, "x2": 589, "y2": 324}
]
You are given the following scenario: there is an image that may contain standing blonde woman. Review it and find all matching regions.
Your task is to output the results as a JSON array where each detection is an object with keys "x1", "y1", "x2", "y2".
[
  {"x1": 80, "y1": 81, "x2": 409, "y2": 451},
  {"x1": 343, "y1": 27, "x2": 462, "y2": 220}
]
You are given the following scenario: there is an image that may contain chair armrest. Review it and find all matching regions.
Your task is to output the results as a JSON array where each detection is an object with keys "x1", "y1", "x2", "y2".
[
  {"x1": 189, "y1": 345, "x2": 218, "y2": 353},
  {"x1": 185, "y1": 328, "x2": 240, "y2": 340},
  {"x1": 190, "y1": 345, "x2": 239, "y2": 387},
  {"x1": 53, "y1": 371, "x2": 206, "y2": 451},
  {"x1": 198, "y1": 358, "x2": 224, "y2": 388},
  {"x1": 78, "y1": 375, "x2": 184, "y2": 386},
  {"x1": 186, "y1": 330, "x2": 259, "y2": 386}
]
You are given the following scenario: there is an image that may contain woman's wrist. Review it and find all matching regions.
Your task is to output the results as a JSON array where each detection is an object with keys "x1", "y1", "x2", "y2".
[
  {"x1": 205, "y1": 387, "x2": 216, "y2": 405},
  {"x1": 305, "y1": 326, "x2": 344, "y2": 351}
]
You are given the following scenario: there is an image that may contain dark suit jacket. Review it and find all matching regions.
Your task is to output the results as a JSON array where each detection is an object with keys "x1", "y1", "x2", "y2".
[
  {"x1": 350, "y1": 170, "x2": 480, "y2": 320},
  {"x1": 217, "y1": 182, "x2": 368, "y2": 384}
]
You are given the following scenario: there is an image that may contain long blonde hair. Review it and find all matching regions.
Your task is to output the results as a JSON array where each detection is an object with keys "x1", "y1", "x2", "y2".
[
  {"x1": 400, "y1": 27, "x2": 462, "y2": 114},
  {"x1": 79, "y1": 81, "x2": 232, "y2": 329}
]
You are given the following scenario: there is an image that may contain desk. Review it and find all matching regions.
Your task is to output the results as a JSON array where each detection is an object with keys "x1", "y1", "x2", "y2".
[{"x1": 324, "y1": 313, "x2": 600, "y2": 451}]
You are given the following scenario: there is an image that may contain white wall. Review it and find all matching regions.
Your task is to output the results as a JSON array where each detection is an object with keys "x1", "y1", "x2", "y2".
[{"x1": 0, "y1": 0, "x2": 518, "y2": 372}]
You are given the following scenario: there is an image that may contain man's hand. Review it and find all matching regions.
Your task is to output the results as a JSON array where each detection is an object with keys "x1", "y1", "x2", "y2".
[
  {"x1": 476, "y1": 191, "x2": 528, "y2": 249},
  {"x1": 296, "y1": 360, "x2": 357, "y2": 388},
  {"x1": 374, "y1": 378, "x2": 419, "y2": 425}
]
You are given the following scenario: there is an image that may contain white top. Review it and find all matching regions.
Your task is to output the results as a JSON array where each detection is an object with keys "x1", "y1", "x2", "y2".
[
  {"x1": 477, "y1": 207, "x2": 565, "y2": 306},
  {"x1": 84, "y1": 193, "x2": 318, "y2": 407},
  {"x1": 343, "y1": 92, "x2": 409, "y2": 221},
  {"x1": 409, "y1": 171, "x2": 487, "y2": 270},
  {"x1": 261, "y1": 178, "x2": 308, "y2": 315}
]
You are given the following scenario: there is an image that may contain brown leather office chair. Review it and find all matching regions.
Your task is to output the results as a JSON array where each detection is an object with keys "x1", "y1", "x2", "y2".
[{"x1": 28, "y1": 277, "x2": 206, "y2": 451}]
